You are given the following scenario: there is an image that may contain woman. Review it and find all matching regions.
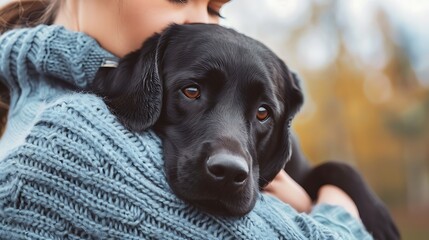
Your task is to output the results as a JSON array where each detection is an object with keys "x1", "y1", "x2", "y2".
[{"x1": 0, "y1": 0, "x2": 369, "y2": 239}]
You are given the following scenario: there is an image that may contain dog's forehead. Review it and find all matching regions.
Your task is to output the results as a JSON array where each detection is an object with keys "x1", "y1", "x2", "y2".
[
  {"x1": 163, "y1": 24, "x2": 288, "y2": 115},
  {"x1": 165, "y1": 24, "x2": 279, "y2": 78},
  {"x1": 174, "y1": 24, "x2": 263, "y2": 55}
]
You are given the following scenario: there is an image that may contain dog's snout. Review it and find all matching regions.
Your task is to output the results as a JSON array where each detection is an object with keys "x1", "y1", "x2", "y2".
[{"x1": 206, "y1": 153, "x2": 249, "y2": 187}]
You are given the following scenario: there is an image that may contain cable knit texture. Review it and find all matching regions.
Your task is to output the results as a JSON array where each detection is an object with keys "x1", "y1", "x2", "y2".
[{"x1": 0, "y1": 25, "x2": 373, "y2": 239}]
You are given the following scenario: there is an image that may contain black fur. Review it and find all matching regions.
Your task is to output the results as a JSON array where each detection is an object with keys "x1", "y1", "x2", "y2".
[
  {"x1": 91, "y1": 23, "x2": 399, "y2": 239},
  {"x1": 92, "y1": 23, "x2": 302, "y2": 216},
  {"x1": 91, "y1": 34, "x2": 164, "y2": 131}
]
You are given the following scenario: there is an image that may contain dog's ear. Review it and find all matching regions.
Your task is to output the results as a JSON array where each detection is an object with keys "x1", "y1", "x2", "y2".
[
  {"x1": 259, "y1": 63, "x2": 304, "y2": 188},
  {"x1": 91, "y1": 31, "x2": 171, "y2": 132}
]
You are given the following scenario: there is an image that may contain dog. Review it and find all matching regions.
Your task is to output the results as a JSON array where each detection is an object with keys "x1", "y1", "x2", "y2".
[{"x1": 91, "y1": 23, "x2": 399, "y2": 239}]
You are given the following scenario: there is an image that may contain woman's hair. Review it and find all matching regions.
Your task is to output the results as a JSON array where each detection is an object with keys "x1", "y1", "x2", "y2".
[{"x1": 0, "y1": 0, "x2": 61, "y2": 136}]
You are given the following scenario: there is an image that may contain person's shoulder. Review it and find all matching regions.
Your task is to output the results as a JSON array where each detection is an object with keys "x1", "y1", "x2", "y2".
[
  {"x1": 33, "y1": 93, "x2": 114, "y2": 141},
  {"x1": 38, "y1": 92, "x2": 159, "y2": 144},
  {"x1": 3, "y1": 91, "x2": 165, "y2": 184},
  {"x1": 37, "y1": 92, "x2": 163, "y2": 160},
  {"x1": 42, "y1": 92, "x2": 114, "y2": 127}
]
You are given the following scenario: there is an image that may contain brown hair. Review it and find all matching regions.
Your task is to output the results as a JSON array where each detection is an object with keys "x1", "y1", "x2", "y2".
[{"x1": 0, "y1": 0, "x2": 61, "y2": 137}]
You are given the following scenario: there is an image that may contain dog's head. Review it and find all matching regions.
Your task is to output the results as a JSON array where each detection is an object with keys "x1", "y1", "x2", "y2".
[{"x1": 93, "y1": 24, "x2": 303, "y2": 216}]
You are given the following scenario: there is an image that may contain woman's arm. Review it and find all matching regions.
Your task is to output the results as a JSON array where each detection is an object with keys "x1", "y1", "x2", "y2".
[
  {"x1": 0, "y1": 93, "x2": 372, "y2": 240},
  {"x1": 266, "y1": 164, "x2": 400, "y2": 239},
  {"x1": 316, "y1": 184, "x2": 359, "y2": 219},
  {"x1": 264, "y1": 170, "x2": 360, "y2": 219},
  {"x1": 264, "y1": 169, "x2": 312, "y2": 213},
  {"x1": 0, "y1": 25, "x2": 116, "y2": 94}
]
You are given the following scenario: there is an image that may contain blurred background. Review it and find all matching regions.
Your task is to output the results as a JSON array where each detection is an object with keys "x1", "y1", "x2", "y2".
[{"x1": 221, "y1": 0, "x2": 428, "y2": 239}]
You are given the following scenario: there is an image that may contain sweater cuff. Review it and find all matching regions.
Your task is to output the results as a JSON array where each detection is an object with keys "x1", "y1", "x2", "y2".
[
  {"x1": 311, "y1": 204, "x2": 373, "y2": 239},
  {"x1": 30, "y1": 25, "x2": 118, "y2": 88}
]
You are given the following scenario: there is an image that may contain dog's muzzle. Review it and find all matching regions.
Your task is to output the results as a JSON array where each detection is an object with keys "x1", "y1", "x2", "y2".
[{"x1": 205, "y1": 153, "x2": 249, "y2": 191}]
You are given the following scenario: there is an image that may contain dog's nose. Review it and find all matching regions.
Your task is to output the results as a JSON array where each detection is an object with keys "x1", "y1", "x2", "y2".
[{"x1": 206, "y1": 153, "x2": 249, "y2": 187}]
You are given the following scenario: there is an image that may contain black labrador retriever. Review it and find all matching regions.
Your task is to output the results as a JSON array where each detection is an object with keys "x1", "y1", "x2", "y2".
[{"x1": 91, "y1": 23, "x2": 399, "y2": 240}]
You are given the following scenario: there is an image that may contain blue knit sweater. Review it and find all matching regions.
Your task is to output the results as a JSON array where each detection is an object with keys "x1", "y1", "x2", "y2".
[{"x1": 0, "y1": 25, "x2": 372, "y2": 239}]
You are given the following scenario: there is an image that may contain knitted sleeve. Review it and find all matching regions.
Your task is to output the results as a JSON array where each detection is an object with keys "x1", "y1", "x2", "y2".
[
  {"x1": 311, "y1": 204, "x2": 371, "y2": 238},
  {"x1": 0, "y1": 93, "x2": 372, "y2": 239},
  {"x1": 0, "y1": 25, "x2": 116, "y2": 92}
]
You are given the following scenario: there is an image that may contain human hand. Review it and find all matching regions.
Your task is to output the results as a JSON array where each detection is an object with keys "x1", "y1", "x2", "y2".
[
  {"x1": 302, "y1": 162, "x2": 400, "y2": 240},
  {"x1": 263, "y1": 169, "x2": 312, "y2": 213},
  {"x1": 263, "y1": 170, "x2": 360, "y2": 219},
  {"x1": 316, "y1": 184, "x2": 359, "y2": 219}
]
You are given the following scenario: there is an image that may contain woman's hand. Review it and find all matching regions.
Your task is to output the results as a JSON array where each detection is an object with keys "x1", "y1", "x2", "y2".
[
  {"x1": 264, "y1": 170, "x2": 360, "y2": 220},
  {"x1": 316, "y1": 185, "x2": 360, "y2": 219},
  {"x1": 263, "y1": 169, "x2": 312, "y2": 213}
]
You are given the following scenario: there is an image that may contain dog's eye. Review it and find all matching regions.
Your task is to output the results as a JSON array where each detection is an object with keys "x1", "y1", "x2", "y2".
[
  {"x1": 182, "y1": 85, "x2": 201, "y2": 99},
  {"x1": 256, "y1": 106, "x2": 270, "y2": 122}
]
